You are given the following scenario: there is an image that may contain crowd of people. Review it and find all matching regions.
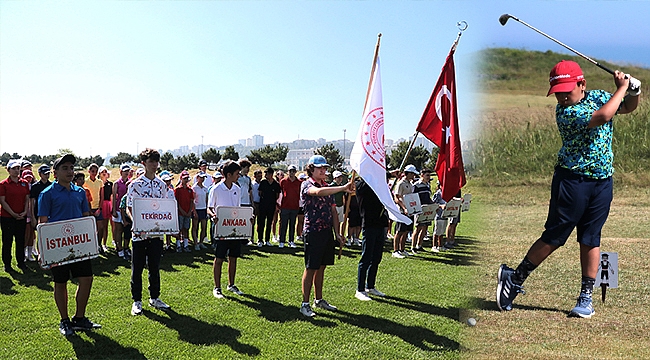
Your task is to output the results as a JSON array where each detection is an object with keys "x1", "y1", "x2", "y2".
[{"x1": 1, "y1": 150, "x2": 464, "y2": 336}]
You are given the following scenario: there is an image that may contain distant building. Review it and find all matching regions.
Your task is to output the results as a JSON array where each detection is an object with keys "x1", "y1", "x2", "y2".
[
  {"x1": 239, "y1": 139, "x2": 247, "y2": 146},
  {"x1": 285, "y1": 148, "x2": 315, "y2": 170},
  {"x1": 252, "y1": 135, "x2": 264, "y2": 147}
]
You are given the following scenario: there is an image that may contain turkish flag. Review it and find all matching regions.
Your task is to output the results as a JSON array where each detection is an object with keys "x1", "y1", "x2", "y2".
[{"x1": 416, "y1": 48, "x2": 466, "y2": 202}]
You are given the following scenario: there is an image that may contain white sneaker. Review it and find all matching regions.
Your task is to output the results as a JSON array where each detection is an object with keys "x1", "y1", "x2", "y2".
[
  {"x1": 149, "y1": 298, "x2": 171, "y2": 310},
  {"x1": 399, "y1": 250, "x2": 411, "y2": 257},
  {"x1": 353, "y1": 239, "x2": 361, "y2": 246},
  {"x1": 257, "y1": 241, "x2": 263, "y2": 248},
  {"x1": 213, "y1": 287, "x2": 224, "y2": 299},
  {"x1": 300, "y1": 303, "x2": 316, "y2": 317},
  {"x1": 314, "y1": 299, "x2": 337, "y2": 311},
  {"x1": 289, "y1": 241, "x2": 297, "y2": 248},
  {"x1": 265, "y1": 241, "x2": 272, "y2": 247},
  {"x1": 431, "y1": 246, "x2": 440, "y2": 253},
  {"x1": 346, "y1": 239, "x2": 352, "y2": 246},
  {"x1": 131, "y1": 301, "x2": 143, "y2": 316},
  {"x1": 366, "y1": 288, "x2": 386, "y2": 297},
  {"x1": 355, "y1": 291, "x2": 372, "y2": 301},
  {"x1": 227, "y1": 284, "x2": 244, "y2": 295},
  {"x1": 278, "y1": 242, "x2": 284, "y2": 248},
  {"x1": 391, "y1": 251, "x2": 405, "y2": 259}
]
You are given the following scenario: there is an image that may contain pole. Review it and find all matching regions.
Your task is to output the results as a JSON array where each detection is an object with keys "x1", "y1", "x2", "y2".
[
  {"x1": 363, "y1": 34, "x2": 382, "y2": 112},
  {"x1": 343, "y1": 129, "x2": 346, "y2": 168},
  {"x1": 339, "y1": 170, "x2": 357, "y2": 259}
]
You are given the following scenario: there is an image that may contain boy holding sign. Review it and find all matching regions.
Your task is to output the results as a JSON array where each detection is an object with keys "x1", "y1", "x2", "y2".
[
  {"x1": 126, "y1": 148, "x2": 173, "y2": 316},
  {"x1": 38, "y1": 154, "x2": 101, "y2": 337},
  {"x1": 207, "y1": 160, "x2": 245, "y2": 299}
]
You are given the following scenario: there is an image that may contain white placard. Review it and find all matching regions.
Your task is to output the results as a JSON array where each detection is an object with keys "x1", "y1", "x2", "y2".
[
  {"x1": 403, "y1": 193, "x2": 422, "y2": 216},
  {"x1": 595, "y1": 252, "x2": 618, "y2": 288},
  {"x1": 214, "y1": 206, "x2": 254, "y2": 240},
  {"x1": 132, "y1": 198, "x2": 179, "y2": 235},
  {"x1": 417, "y1": 204, "x2": 437, "y2": 224},
  {"x1": 37, "y1": 217, "x2": 99, "y2": 270},
  {"x1": 441, "y1": 198, "x2": 462, "y2": 219},
  {"x1": 462, "y1": 193, "x2": 472, "y2": 212}
]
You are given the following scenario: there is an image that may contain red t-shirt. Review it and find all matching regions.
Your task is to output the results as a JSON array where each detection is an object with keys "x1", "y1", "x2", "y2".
[
  {"x1": 174, "y1": 186, "x2": 194, "y2": 213},
  {"x1": 280, "y1": 177, "x2": 302, "y2": 210},
  {"x1": 0, "y1": 177, "x2": 31, "y2": 218}
]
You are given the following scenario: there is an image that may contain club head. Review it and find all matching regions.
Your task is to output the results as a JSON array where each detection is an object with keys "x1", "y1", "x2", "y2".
[{"x1": 499, "y1": 14, "x2": 513, "y2": 26}]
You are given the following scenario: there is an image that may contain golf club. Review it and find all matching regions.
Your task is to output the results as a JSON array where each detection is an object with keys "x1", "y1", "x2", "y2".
[{"x1": 499, "y1": 14, "x2": 617, "y2": 76}]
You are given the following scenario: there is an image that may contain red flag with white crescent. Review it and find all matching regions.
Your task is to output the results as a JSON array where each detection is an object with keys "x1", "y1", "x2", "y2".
[{"x1": 416, "y1": 49, "x2": 466, "y2": 201}]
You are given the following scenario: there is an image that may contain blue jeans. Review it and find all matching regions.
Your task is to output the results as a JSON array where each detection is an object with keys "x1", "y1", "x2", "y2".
[
  {"x1": 279, "y1": 208, "x2": 299, "y2": 243},
  {"x1": 357, "y1": 227, "x2": 387, "y2": 292}
]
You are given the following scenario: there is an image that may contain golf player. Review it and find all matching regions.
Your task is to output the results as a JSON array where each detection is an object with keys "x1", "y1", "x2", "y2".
[{"x1": 497, "y1": 60, "x2": 640, "y2": 318}]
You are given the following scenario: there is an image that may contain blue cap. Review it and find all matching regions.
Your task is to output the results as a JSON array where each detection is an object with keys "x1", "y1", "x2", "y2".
[{"x1": 308, "y1": 155, "x2": 329, "y2": 168}]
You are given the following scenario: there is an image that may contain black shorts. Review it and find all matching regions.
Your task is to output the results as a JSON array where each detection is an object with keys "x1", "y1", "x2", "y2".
[
  {"x1": 304, "y1": 229, "x2": 335, "y2": 270},
  {"x1": 215, "y1": 240, "x2": 242, "y2": 259},
  {"x1": 396, "y1": 216, "x2": 414, "y2": 233},
  {"x1": 539, "y1": 167, "x2": 613, "y2": 248},
  {"x1": 51, "y1": 259, "x2": 93, "y2": 283},
  {"x1": 348, "y1": 211, "x2": 361, "y2": 227}
]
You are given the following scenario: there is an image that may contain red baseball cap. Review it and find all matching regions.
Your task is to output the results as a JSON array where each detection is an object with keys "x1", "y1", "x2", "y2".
[
  {"x1": 547, "y1": 60, "x2": 584, "y2": 96},
  {"x1": 180, "y1": 170, "x2": 190, "y2": 179}
]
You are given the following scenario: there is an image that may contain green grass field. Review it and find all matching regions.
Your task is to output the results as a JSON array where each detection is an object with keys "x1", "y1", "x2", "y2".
[{"x1": 0, "y1": 195, "x2": 481, "y2": 359}]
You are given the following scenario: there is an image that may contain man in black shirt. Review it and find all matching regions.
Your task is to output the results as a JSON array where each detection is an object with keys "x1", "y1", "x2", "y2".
[{"x1": 28, "y1": 164, "x2": 52, "y2": 261}]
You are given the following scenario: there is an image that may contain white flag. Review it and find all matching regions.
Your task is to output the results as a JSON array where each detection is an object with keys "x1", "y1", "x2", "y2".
[{"x1": 350, "y1": 57, "x2": 412, "y2": 225}]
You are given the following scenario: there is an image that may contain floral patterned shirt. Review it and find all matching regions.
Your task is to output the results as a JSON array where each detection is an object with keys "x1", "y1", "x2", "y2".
[
  {"x1": 301, "y1": 178, "x2": 334, "y2": 234},
  {"x1": 555, "y1": 89, "x2": 620, "y2": 179}
]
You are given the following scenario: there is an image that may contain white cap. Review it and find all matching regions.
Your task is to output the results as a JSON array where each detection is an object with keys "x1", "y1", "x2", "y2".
[
  {"x1": 6, "y1": 159, "x2": 22, "y2": 169},
  {"x1": 332, "y1": 170, "x2": 343, "y2": 178},
  {"x1": 404, "y1": 164, "x2": 419, "y2": 175}
]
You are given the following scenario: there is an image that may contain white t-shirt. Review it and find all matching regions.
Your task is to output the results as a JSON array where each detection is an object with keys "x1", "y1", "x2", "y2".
[
  {"x1": 194, "y1": 171, "x2": 213, "y2": 189},
  {"x1": 252, "y1": 180, "x2": 261, "y2": 203},
  {"x1": 192, "y1": 183, "x2": 209, "y2": 210},
  {"x1": 208, "y1": 182, "x2": 241, "y2": 209},
  {"x1": 237, "y1": 175, "x2": 252, "y2": 205}
]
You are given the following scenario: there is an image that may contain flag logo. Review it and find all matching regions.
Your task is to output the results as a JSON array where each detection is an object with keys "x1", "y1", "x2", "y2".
[{"x1": 361, "y1": 107, "x2": 385, "y2": 167}]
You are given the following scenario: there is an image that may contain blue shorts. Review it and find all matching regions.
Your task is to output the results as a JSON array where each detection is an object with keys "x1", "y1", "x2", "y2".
[
  {"x1": 539, "y1": 167, "x2": 612, "y2": 248},
  {"x1": 195, "y1": 209, "x2": 208, "y2": 220},
  {"x1": 179, "y1": 215, "x2": 192, "y2": 230}
]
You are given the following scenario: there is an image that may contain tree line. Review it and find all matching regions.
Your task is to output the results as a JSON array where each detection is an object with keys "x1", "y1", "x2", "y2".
[{"x1": 1, "y1": 140, "x2": 439, "y2": 174}]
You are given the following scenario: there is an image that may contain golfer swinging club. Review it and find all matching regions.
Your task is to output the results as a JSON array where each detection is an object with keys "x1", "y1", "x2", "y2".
[{"x1": 496, "y1": 60, "x2": 640, "y2": 318}]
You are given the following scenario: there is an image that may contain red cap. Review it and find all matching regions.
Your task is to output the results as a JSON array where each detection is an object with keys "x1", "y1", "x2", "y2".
[
  {"x1": 547, "y1": 60, "x2": 584, "y2": 96},
  {"x1": 180, "y1": 170, "x2": 190, "y2": 179}
]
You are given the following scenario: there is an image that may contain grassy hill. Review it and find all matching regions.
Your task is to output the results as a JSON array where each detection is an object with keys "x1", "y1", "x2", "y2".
[{"x1": 473, "y1": 48, "x2": 650, "y2": 186}]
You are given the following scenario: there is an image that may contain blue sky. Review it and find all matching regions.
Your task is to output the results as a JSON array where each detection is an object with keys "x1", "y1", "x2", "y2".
[{"x1": 2, "y1": 1, "x2": 650, "y2": 158}]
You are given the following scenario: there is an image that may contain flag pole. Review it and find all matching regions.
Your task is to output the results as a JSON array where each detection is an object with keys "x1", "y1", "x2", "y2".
[
  {"x1": 363, "y1": 34, "x2": 382, "y2": 108},
  {"x1": 339, "y1": 170, "x2": 357, "y2": 259}
]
